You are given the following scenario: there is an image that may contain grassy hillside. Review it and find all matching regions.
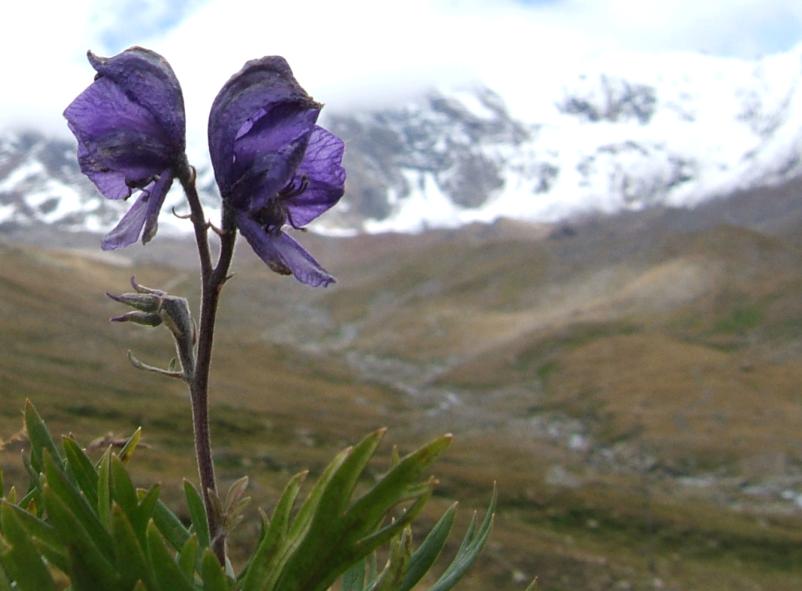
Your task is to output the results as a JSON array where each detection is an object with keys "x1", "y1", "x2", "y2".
[{"x1": 4, "y1": 193, "x2": 802, "y2": 589}]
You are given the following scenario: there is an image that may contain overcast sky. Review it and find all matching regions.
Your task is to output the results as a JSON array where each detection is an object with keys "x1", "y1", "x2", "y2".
[{"x1": 3, "y1": 0, "x2": 802, "y2": 148}]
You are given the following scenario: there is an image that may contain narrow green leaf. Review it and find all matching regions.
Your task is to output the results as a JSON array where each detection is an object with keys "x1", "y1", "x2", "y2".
[
  {"x1": 110, "y1": 454, "x2": 137, "y2": 517},
  {"x1": 0, "y1": 468, "x2": 4, "y2": 499},
  {"x1": 62, "y1": 437, "x2": 99, "y2": 507},
  {"x1": 341, "y1": 558, "x2": 366, "y2": 591},
  {"x1": 0, "y1": 508, "x2": 56, "y2": 591},
  {"x1": 355, "y1": 488, "x2": 432, "y2": 559},
  {"x1": 97, "y1": 447, "x2": 112, "y2": 529},
  {"x1": 367, "y1": 552, "x2": 378, "y2": 587},
  {"x1": 287, "y1": 445, "x2": 351, "y2": 542},
  {"x1": 0, "y1": 560, "x2": 12, "y2": 591},
  {"x1": 347, "y1": 434, "x2": 451, "y2": 534},
  {"x1": 184, "y1": 479, "x2": 210, "y2": 549},
  {"x1": 42, "y1": 484, "x2": 121, "y2": 590},
  {"x1": 428, "y1": 487, "x2": 496, "y2": 591},
  {"x1": 268, "y1": 431, "x2": 386, "y2": 591},
  {"x1": 398, "y1": 503, "x2": 457, "y2": 591},
  {"x1": 67, "y1": 545, "x2": 114, "y2": 591},
  {"x1": 119, "y1": 427, "x2": 142, "y2": 463},
  {"x1": 367, "y1": 529, "x2": 412, "y2": 591},
  {"x1": 178, "y1": 534, "x2": 199, "y2": 580},
  {"x1": 255, "y1": 446, "x2": 352, "y2": 591},
  {"x1": 24, "y1": 400, "x2": 62, "y2": 474},
  {"x1": 201, "y1": 548, "x2": 229, "y2": 591},
  {"x1": 152, "y1": 499, "x2": 191, "y2": 551},
  {"x1": 42, "y1": 451, "x2": 114, "y2": 560},
  {"x1": 146, "y1": 521, "x2": 195, "y2": 591},
  {"x1": 132, "y1": 485, "x2": 161, "y2": 538},
  {"x1": 240, "y1": 471, "x2": 306, "y2": 591},
  {"x1": 111, "y1": 505, "x2": 156, "y2": 591},
  {"x1": 0, "y1": 501, "x2": 67, "y2": 571}
]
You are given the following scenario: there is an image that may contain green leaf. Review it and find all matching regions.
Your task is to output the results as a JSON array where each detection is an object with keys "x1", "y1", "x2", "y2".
[
  {"x1": 254, "y1": 446, "x2": 353, "y2": 591},
  {"x1": 152, "y1": 499, "x2": 191, "y2": 551},
  {"x1": 42, "y1": 451, "x2": 114, "y2": 560},
  {"x1": 62, "y1": 437, "x2": 99, "y2": 507},
  {"x1": 398, "y1": 503, "x2": 457, "y2": 591},
  {"x1": 184, "y1": 479, "x2": 211, "y2": 549},
  {"x1": 201, "y1": 548, "x2": 229, "y2": 591},
  {"x1": 97, "y1": 447, "x2": 112, "y2": 530},
  {"x1": 111, "y1": 505, "x2": 156, "y2": 591},
  {"x1": 354, "y1": 488, "x2": 432, "y2": 560},
  {"x1": 146, "y1": 521, "x2": 195, "y2": 591},
  {"x1": 346, "y1": 434, "x2": 451, "y2": 534},
  {"x1": 0, "y1": 560, "x2": 12, "y2": 591},
  {"x1": 119, "y1": 427, "x2": 142, "y2": 463},
  {"x1": 178, "y1": 534, "x2": 199, "y2": 580},
  {"x1": 42, "y1": 483, "x2": 121, "y2": 590},
  {"x1": 287, "y1": 445, "x2": 351, "y2": 542},
  {"x1": 269, "y1": 430, "x2": 386, "y2": 591},
  {"x1": 367, "y1": 529, "x2": 412, "y2": 591},
  {"x1": 274, "y1": 431, "x2": 443, "y2": 591},
  {"x1": 110, "y1": 454, "x2": 138, "y2": 517},
  {"x1": 0, "y1": 506, "x2": 56, "y2": 591},
  {"x1": 341, "y1": 558, "x2": 366, "y2": 591},
  {"x1": 428, "y1": 486, "x2": 496, "y2": 591},
  {"x1": 133, "y1": 485, "x2": 161, "y2": 538},
  {"x1": 24, "y1": 400, "x2": 62, "y2": 475},
  {"x1": 67, "y1": 545, "x2": 114, "y2": 591},
  {"x1": 0, "y1": 501, "x2": 68, "y2": 572},
  {"x1": 239, "y1": 470, "x2": 306, "y2": 591}
]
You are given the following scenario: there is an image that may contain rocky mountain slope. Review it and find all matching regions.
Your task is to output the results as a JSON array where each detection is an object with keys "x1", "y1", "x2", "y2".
[
  {"x1": 2, "y1": 44, "x2": 802, "y2": 239},
  {"x1": 4, "y1": 176, "x2": 802, "y2": 589}
]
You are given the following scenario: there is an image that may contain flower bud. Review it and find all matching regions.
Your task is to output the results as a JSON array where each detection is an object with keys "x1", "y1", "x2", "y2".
[
  {"x1": 111, "y1": 311, "x2": 163, "y2": 327},
  {"x1": 106, "y1": 291, "x2": 162, "y2": 313},
  {"x1": 159, "y1": 296, "x2": 193, "y2": 342}
]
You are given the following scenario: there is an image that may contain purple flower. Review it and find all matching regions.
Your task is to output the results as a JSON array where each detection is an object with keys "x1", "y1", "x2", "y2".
[
  {"x1": 209, "y1": 57, "x2": 345, "y2": 287},
  {"x1": 64, "y1": 47, "x2": 185, "y2": 250}
]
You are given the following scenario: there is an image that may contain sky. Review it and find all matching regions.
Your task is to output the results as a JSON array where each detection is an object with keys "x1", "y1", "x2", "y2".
[{"x1": 2, "y1": 0, "x2": 802, "y2": 151}]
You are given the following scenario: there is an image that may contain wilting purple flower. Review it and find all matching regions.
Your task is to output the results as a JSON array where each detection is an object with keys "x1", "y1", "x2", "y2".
[
  {"x1": 208, "y1": 57, "x2": 345, "y2": 287},
  {"x1": 64, "y1": 47, "x2": 185, "y2": 250}
]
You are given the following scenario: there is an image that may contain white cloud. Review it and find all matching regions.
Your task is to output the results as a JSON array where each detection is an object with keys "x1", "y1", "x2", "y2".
[{"x1": 1, "y1": 0, "x2": 800, "y2": 142}]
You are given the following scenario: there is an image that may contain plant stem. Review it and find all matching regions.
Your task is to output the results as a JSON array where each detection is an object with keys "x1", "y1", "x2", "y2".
[{"x1": 177, "y1": 157, "x2": 237, "y2": 564}]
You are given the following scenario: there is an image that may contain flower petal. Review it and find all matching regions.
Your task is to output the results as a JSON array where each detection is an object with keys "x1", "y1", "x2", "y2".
[
  {"x1": 285, "y1": 126, "x2": 346, "y2": 228},
  {"x1": 236, "y1": 212, "x2": 335, "y2": 287},
  {"x1": 65, "y1": 75, "x2": 172, "y2": 198},
  {"x1": 208, "y1": 56, "x2": 319, "y2": 195},
  {"x1": 101, "y1": 169, "x2": 173, "y2": 250},
  {"x1": 88, "y1": 47, "x2": 185, "y2": 150},
  {"x1": 230, "y1": 104, "x2": 319, "y2": 212},
  {"x1": 142, "y1": 170, "x2": 175, "y2": 244}
]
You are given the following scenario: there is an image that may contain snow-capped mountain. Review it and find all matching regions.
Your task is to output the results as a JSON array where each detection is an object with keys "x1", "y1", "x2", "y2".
[{"x1": 2, "y1": 44, "x2": 802, "y2": 237}]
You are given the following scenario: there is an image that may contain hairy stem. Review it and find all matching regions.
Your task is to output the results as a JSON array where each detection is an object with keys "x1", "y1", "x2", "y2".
[{"x1": 177, "y1": 157, "x2": 237, "y2": 563}]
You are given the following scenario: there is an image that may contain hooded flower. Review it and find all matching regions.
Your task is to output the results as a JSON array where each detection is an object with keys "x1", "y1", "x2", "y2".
[
  {"x1": 208, "y1": 56, "x2": 345, "y2": 287},
  {"x1": 64, "y1": 47, "x2": 186, "y2": 250}
]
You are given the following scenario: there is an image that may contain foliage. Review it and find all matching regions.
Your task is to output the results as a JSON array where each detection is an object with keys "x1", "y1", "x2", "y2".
[{"x1": 0, "y1": 402, "x2": 495, "y2": 591}]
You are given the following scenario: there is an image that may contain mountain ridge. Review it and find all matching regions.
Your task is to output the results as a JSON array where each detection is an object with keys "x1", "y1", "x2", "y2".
[{"x1": 1, "y1": 44, "x2": 802, "y2": 240}]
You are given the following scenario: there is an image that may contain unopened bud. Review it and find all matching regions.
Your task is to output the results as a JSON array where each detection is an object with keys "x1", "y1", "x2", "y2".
[
  {"x1": 111, "y1": 311, "x2": 163, "y2": 327},
  {"x1": 159, "y1": 296, "x2": 192, "y2": 341},
  {"x1": 106, "y1": 291, "x2": 161, "y2": 313}
]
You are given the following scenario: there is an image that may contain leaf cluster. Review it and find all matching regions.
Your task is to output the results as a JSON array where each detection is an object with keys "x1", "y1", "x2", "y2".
[{"x1": 0, "y1": 403, "x2": 496, "y2": 591}]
